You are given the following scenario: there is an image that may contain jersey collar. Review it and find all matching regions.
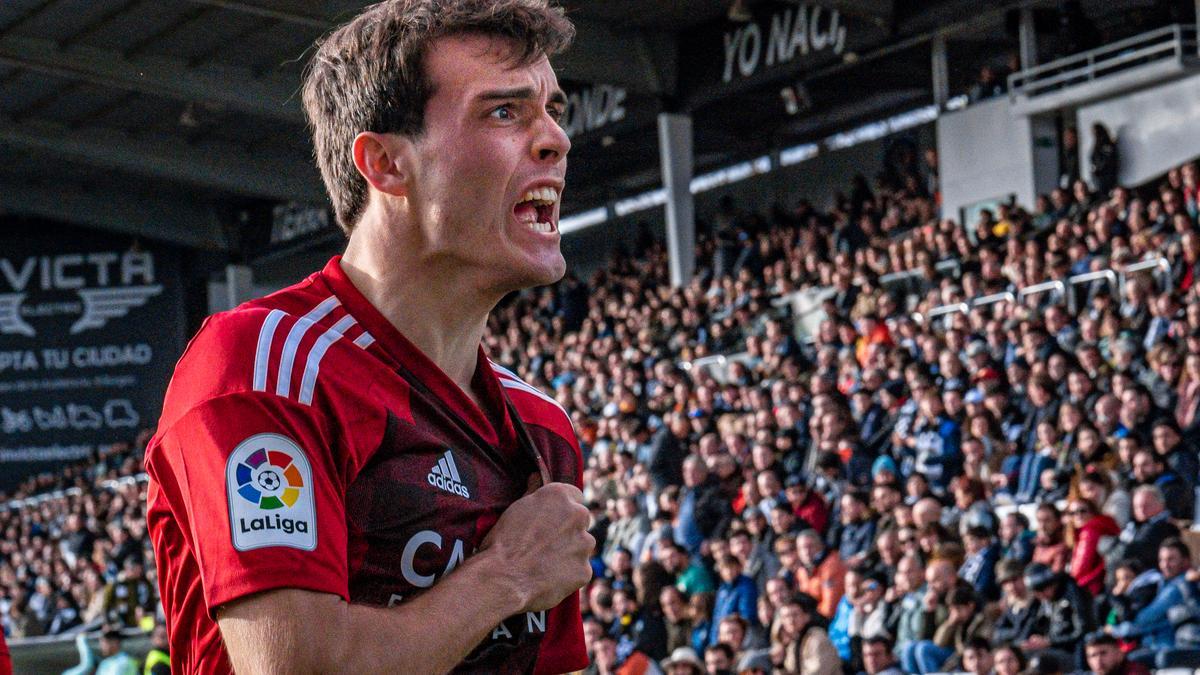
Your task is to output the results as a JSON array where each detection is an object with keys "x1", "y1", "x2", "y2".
[{"x1": 319, "y1": 255, "x2": 515, "y2": 448}]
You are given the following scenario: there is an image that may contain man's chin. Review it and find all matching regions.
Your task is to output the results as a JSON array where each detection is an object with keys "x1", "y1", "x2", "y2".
[{"x1": 505, "y1": 253, "x2": 566, "y2": 290}]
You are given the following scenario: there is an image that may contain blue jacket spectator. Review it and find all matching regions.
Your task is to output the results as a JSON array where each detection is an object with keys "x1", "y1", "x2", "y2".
[
  {"x1": 1001, "y1": 450, "x2": 1055, "y2": 504},
  {"x1": 710, "y1": 555, "x2": 758, "y2": 644},
  {"x1": 1111, "y1": 539, "x2": 1199, "y2": 650},
  {"x1": 960, "y1": 527, "x2": 1002, "y2": 602},
  {"x1": 911, "y1": 392, "x2": 961, "y2": 494}
]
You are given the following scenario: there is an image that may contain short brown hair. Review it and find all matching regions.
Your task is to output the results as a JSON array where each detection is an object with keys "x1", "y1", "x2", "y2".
[{"x1": 302, "y1": 0, "x2": 574, "y2": 234}]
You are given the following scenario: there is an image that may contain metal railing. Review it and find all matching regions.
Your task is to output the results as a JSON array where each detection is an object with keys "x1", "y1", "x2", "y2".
[
  {"x1": 687, "y1": 256, "x2": 1170, "y2": 374},
  {"x1": 1125, "y1": 256, "x2": 1173, "y2": 289},
  {"x1": 1018, "y1": 279, "x2": 1067, "y2": 307},
  {"x1": 920, "y1": 257, "x2": 1169, "y2": 330},
  {"x1": 1009, "y1": 24, "x2": 1198, "y2": 99},
  {"x1": 1067, "y1": 270, "x2": 1120, "y2": 313},
  {"x1": 682, "y1": 352, "x2": 757, "y2": 385}
]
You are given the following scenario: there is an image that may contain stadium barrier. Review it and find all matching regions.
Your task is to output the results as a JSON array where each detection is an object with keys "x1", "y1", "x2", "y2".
[
  {"x1": 687, "y1": 257, "x2": 1171, "y2": 375},
  {"x1": 967, "y1": 291, "x2": 1016, "y2": 315},
  {"x1": 9, "y1": 630, "x2": 153, "y2": 675},
  {"x1": 1067, "y1": 270, "x2": 1120, "y2": 314},
  {"x1": 1017, "y1": 279, "x2": 1067, "y2": 308},
  {"x1": 918, "y1": 257, "x2": 1169, "y2": 331},
  {"x1": 1124, "y1": 256, "x2": 1173, "y2": 292},
  {"x1": 1009, "y1": 23, "x2": 1199, "y2": 103},
  {"x1": 682, "y1": 353, "x2": 756, "y2": 385},
  {"x1": 773, "y1": 285, "x2": 836, "y2": 344}
]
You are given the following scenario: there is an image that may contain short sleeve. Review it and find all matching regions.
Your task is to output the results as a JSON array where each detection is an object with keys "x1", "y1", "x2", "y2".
[{"x1": 149, "y1": 390, "x2": 350, "y2": 617}]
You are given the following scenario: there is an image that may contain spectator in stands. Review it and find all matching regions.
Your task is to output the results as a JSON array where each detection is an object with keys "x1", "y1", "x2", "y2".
[
  {"x1": 904, "y1": 585, "x2": 991, "y2": 673},
  {"x1": 831, "y1": 490, "x2": 876, "y2": 564},
  {"x1": 606, "y1": 496, "x2": 651, "y2": 568},
  {"x1": 1022, "y1": 562, "x2": 1095, "y2": 668},
  {"x1": 777, "y1": 593, "x2": 839, "y2": 675},
  {"x1": 911, "y1": 389, "x2": 962, "y2": 495},
  {"x1": 794, "y1": 530, "x2": 845, "y2": 619},
  {"x1": 1060, "y1": 127, "x2": 1081, "y2": 189},
  {"x1": 663, "y1": 543, "x2": 716, "y2": 597},
  {"x1": 860, "y1": 635, "x2": 902, "y2": 675},
  {"x1": 967, "y1": 65, "x2": 1006, "y2": 103},
  {"x1": 657, "y1": 638, "x2": 700, "y2": 672},
  {"x1": 993, "y1": 644, "x2": 1027, "y2": 675},
  {"x1": 704, "y1": 642, "x2": 735, "y2": 674},
  {"x1": 1091, "y1": 124, "x2": 1120, "y2": 197},
  {"x1": 1085, "y1": 632, "x2": 1150, "y2": 675},
  {"x1": 64, "y1": 626, "x2": 138, "y2": 675},
  {"x1": 145, "y1": 623, "x2": 170, "y2": 675},
  {"x1": 661, "y1": 586, "x2": 694, "y2": 654},
  {"x1": 898, "y1": 558, "x2": 959, "y2": 669},
  {"x1": 710, "y1": 555, "x2": 758, "y2": 645},
  {"x1": 1066, "y1": 497, "x2": 1120, "y2": 595},
  {"x1": 1131, "y1": 447, "x2": 1193, "y2": 520},
  {"x1": 1031, "y1": 504, "x2": 1070, "y2": 573},
  {"x1": 1108, "y1": 538, "x2": 1200, "y2": 667},
  {"x1": 998, "y1": 512, "x2": 1035, "y2": 565},
  {"x1": 994, "y1": 559, "x2": 1040, "y2": 646}
]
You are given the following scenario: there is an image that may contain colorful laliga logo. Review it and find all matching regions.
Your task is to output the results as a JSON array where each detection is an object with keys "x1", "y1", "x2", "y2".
[
  {"x1": 235, "y1": 446, "x2": 305, "y2": 509},
  {"x1": 226, "y1": 433, "x2": 316, "y2": 551}
]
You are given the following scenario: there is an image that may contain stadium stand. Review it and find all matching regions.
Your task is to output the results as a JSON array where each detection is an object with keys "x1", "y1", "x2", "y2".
[
  {"x1": 7, "y1": 148, "x2": 1200, "y2": 672},
  {"x1": 506, "y1": 157, "x2": 1200, "y2": 675}
]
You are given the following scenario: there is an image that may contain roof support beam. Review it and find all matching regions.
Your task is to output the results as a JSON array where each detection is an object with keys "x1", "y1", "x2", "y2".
[
  {"x1": 0, "y1": 117, "x2": 324, "y2": 202},
  {"x1": 0, "y1": 35, "x2": 304, "y2": 123},
  {"x1": 554, "y1": 19, "x2": 670, "y2": 94},
  {"x1": 181, "y1": 0, "x2": 331, "y2": 29},
  {"x1": 0, "y1": 176, "x2": 230, "y2": 250}
]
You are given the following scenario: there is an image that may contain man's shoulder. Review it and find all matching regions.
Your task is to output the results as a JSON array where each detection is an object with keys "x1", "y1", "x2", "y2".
[
  {"x1": 158, "y1": 276, "x2": 377, "y2": 430},
  {"x1": 488, "y1": 360, "x2": 574, "y2": 438}
]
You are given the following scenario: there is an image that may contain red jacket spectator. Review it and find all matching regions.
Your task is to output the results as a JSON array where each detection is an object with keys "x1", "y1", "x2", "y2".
[
  {"x1": 794, "y1": 489, "x2": 830, "y2": 535},
  {"x1": 1068, "y1": 502, "x2": 1120, "y2": 594}
]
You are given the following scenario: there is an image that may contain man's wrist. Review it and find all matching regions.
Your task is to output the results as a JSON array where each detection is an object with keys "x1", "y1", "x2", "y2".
[{"x1": 465, "y1": 547, "x2": 529, "y2": 615}]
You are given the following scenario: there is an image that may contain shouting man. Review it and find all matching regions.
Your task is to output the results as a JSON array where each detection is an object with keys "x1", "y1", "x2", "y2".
[{"x1": 144, "y1": 1, "x2": 592, "y2": 672}]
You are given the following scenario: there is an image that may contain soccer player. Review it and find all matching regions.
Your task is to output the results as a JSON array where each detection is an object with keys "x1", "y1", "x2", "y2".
[{"x1": 144, "y1": 1, "x2": 593, "y2": 672}]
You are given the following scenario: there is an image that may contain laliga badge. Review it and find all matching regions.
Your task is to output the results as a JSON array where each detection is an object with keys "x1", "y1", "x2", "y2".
[{"x1": 226, "y1": 433, "x2": 317, "y2": 551}]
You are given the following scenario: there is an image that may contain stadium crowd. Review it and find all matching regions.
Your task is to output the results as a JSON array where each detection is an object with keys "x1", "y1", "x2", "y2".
[
  {"x1": 0, "y1": 433, "x2": 157, "y2": 641},
  {"x1": 5, "y1": 145, "x2": 1200, "y2": 675},
  {"x1": 485, "y1": 152, "x2": 1200, "y2": 675}
]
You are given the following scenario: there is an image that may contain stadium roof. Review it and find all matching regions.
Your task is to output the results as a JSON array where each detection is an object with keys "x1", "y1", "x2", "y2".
[{"x1": 0, "y1": 0, "x2": 1049, "y2": 253}]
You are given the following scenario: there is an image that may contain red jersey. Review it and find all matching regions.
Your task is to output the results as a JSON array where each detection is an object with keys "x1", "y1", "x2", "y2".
[{"x1": 145, "y1": 256, "x2": 586, "y2": 674}]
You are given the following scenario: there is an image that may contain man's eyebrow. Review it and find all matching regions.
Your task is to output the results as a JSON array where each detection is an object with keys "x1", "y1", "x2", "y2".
[{"x1": 477, "y1": 87, "x2": 568, "y2": 105}]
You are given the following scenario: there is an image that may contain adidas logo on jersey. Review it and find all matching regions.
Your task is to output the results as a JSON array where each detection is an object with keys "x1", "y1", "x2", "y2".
[{"x1": 427, "y1": 450, "x2": 471, "y2": 499}]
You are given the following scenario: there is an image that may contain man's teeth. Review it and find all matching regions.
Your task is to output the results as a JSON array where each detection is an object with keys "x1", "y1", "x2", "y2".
[
  {"x1": 519, "y1": 187, "x2": 559, "y2": 205},
  {"x1": 515, "y1": 207, "x2": 553, "y2": 232},
  {"x1": 516, "y1": 187, "x2": 557, "y2": 232}
]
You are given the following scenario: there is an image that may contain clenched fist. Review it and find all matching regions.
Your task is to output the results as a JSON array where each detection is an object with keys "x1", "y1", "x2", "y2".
[{"x1": 479, "y1": 476, "x2": 595, "y2": 612}]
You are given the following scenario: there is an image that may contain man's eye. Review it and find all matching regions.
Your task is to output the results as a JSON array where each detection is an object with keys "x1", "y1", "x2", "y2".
[
  {"x1": 548, "y1": 107, "x2": 565, "y2": 123},
  {"x1": 491, "y1": 105, "x2": 515, "y2": 120}
]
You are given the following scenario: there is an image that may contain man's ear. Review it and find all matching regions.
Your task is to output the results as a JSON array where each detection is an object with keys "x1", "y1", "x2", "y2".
[{"x1": 352, "y1": 131, "x2": 411, "y2": 198}]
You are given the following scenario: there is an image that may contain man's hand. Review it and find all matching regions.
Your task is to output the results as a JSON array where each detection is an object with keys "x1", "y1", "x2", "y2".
[
  {"x1": 479, "y1": 477, "x2": 595, "y2": 613},
  {"x1": 1022, "y1": 635, "x2": 1049, "y2": 651},
  {"x1": 922, "y1": 589, "x2": 939, "y2": 612}
]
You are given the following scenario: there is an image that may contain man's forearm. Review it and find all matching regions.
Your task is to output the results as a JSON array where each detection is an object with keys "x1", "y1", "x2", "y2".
[
  {"x1": 219, "y1": 549, "x2": 529, "y2": 674},
  {"x1": 342, "y1": 549, "x2": 527, "y2": 672}
]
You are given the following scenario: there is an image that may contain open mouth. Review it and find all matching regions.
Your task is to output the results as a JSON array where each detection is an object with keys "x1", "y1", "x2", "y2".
[{"x1": 513, "y1": 186, "x2": 558, "y2": 234}]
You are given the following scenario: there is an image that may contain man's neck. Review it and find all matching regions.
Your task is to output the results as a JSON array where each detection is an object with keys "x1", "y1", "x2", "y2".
[{"x1": 341, "y1": 220, "x2": 498, "y2": 394}]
